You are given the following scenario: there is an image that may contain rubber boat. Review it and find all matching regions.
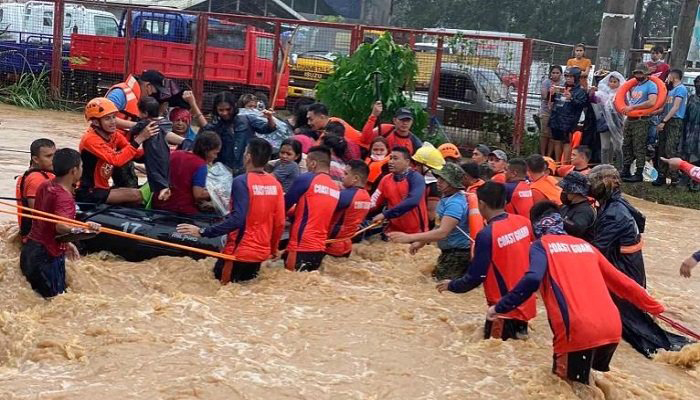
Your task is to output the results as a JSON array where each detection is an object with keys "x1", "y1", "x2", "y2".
[{"x1": 76, "y1": 204, "x2": 224, "y2": 262}]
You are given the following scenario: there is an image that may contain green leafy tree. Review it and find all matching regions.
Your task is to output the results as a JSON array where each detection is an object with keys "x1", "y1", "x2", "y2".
[{"x1": 315, "y1": 33, "x2": 429, "y2": 138}]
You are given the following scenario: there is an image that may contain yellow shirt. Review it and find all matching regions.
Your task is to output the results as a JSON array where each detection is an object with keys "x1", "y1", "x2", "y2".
[{"x1": 567, "y1": 58, "x2": 592, "y2": 75}]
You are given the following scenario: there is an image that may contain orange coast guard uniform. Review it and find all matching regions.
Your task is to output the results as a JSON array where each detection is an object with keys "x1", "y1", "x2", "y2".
[
  {"x1": 504, "y1": 180, "x2": 534, "y2": 219},
  {"x1": 448, "y1": 213, "x2": 536, "y2": 325},
  {"x1": 284, "y1": 172, "x2": 340, "y2": 270},
  {"x1": 530, "y1": 175, "x2": 563, "y2": 206},
  {"x1": 326, "y1": 187, "x2": 371, "y2": 257},
  {"x1": 371, "y1": 169, "x2": 428, "y2": 234},
  {"x1": 491, "y1": 171, "x2": 506, "y2": 183}
]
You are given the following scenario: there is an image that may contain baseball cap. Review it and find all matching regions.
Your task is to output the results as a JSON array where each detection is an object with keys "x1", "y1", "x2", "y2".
[
  {"x1": 139, "y1": 69, "x2": 166, "y2": 93},
  {"x1": 394, "y1": 107, "x2": 414, "y2": 120},
  {"x1": 474, "y1": 144, "x2": 490, "y2": 157},
  {"x1": 632, "y1": 63, "x2": 651, "y2": 74},
  {"x1": 489, "y1": 149, "x2": 508, "y2": 162}
]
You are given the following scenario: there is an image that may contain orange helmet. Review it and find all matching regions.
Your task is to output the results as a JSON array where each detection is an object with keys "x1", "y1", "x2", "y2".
[
  {"x1": 85, "y1": 97, "x2": 118, "y2": 120},
  {"x1": 438, "y1": 143, "x2": 461, "y2": 160}
]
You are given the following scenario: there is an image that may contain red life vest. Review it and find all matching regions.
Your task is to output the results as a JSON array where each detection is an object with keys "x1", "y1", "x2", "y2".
[
  {"x1": 223, "y1": 172, "x2": 285, "y2": 262},
  {"x1": 288, "y1": 173, "x2": 340, "y2": 253},
  {"x1": 154, "y1": 150, "x2": 206, "y2": 215},
  {"x1": 505, "y1": 180, "x2": 534, "y2": 219},
  {"x1": 326, "y1": 187, "x2": 371, "y2": 257},
  {"x1": 108, "y1": 75, "x2": 142, "y2": 120},
  {"x1": 486, "y1": 213, "x2": 536, "y2": 322},
  {"x1": 374, "y1": 172, "x2": 429, "y2": 234},
  {"x1": 539, "y1": 234, "x2": 624, "y2": 353}
]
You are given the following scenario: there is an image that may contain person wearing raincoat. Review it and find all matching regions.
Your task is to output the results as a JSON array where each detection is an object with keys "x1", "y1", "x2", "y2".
[
  {"x1": 591, "y1": 71, "x2": 625, "y2": 170},
  {"x1": 588, "y1": 165, "x2": 691, "y2": 357}
]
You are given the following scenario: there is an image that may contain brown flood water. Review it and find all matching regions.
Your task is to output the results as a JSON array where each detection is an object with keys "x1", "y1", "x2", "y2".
[{"x1": 0, "y1": 103, "x2": 699, "y2": 399}]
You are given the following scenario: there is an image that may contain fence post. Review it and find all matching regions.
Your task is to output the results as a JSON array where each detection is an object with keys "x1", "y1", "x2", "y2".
[
  {"x1": 50, "y1": 0, "x2": 65, "y2": 97},
  {"x1": 513, "y1": 38, "x2": 533, "y2": 154},
  {"x1": 271, "y1": 21, "x2": 281, "y2": 107},
  {"x1": 123, "y1": 8, "x2": 133, "y2": 79},
  {"x1": 428, "y1": 36, "x2": 444, "y2": 116},
  {"x1": 192, "y1": 13, "x2": 208, "y2": 109},
  {"x1": 350, "y1": 25, "x2": 362, "y2": 53}
]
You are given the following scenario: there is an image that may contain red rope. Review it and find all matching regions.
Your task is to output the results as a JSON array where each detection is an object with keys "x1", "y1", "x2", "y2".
[{"x1": 658, "y1": 314, "x2": 700, "y2": 341}]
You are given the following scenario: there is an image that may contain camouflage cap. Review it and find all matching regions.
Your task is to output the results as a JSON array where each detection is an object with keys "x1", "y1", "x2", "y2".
[
  {"x1": 558, "y1": 171, "x2": 590, "y2": 196},
  {"x1": 433, "y1": 162, "x2": 466, "y2": 189}
]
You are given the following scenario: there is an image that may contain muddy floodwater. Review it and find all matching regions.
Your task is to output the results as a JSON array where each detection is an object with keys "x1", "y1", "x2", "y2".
[{"x1": 0, "y1": 103, "x2": 699, "y2": 399}]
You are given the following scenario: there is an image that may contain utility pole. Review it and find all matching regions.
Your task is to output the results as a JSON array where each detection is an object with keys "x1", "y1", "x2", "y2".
[
  {"x1": 670, "y1": 0, "x2": 700, "y2": 69},
  {"x1": 595, "y1": 0, "x2": 637, "y2": 75}
]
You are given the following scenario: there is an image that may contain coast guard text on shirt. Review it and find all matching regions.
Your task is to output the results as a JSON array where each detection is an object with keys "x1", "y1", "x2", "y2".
[
  {"x1": 314, "y1": 184, "x2": 340, "y2": 199},
  {"x1": 547, "y1": 241, "x2": 595, "y2": 254},
  {"x1": 496, "y1": 226, "x2": 530, "y2": 248},
  {"x1": 252, "y1": 184, "x2": 279, "y2": 195}
]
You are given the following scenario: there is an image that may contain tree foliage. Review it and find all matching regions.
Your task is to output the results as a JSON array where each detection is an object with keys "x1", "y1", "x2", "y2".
[
  {"x1": 392, "y1": 0, "x2": 681, "y2": 47},
  {"x1": 315, "y1": 33, "x2": 429, "y2": 137}
]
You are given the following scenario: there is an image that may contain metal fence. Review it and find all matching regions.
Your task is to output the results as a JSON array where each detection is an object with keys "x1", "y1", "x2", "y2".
[{"x1": 0, "y1": 0, "x2": 538, "y2": 152}]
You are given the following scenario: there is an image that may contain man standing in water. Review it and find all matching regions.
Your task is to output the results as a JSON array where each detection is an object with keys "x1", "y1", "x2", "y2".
[
  {"x1": 284, "y1": 146, "x2": 340, "y2": 271},
  {"x1": 488, "y1": 201, "x2": 665, "y2": 385},
  {"x1": 16, "y1": 138, "x2": 56, "y2": 239},
  {"x1": 177, "y1": 138, "x2": 285, "y2": 283},
  {"x1": 437, "y1": 182, "x2": 535, "y2": 340}
]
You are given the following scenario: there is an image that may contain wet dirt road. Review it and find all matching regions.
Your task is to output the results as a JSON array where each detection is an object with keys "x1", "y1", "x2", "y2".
[{"x1": 0, "y1": 102, "x2": 699, "y2": 399}]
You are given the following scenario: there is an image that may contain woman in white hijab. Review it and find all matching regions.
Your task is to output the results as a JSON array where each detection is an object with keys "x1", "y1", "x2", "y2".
[{"x1": 592, "y1": 71, "x2": 625, "y2": 169}]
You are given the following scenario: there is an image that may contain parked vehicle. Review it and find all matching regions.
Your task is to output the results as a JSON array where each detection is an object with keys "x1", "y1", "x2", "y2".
[
  {"x1": 0, "y1": 1, "x2": 118, "y2": 74},
  {"x1": 68, "y1": 10, "x2": 289, "y2": 107}
]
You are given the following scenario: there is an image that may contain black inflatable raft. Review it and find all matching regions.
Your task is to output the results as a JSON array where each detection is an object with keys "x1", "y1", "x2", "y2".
[{"x1": 76, "y1": 204, "x2": 224, "y2": 262}]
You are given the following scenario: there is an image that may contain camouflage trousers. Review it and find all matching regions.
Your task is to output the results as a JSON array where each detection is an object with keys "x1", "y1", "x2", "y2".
[
  {"x1": 112, "y1": 161, "x2": 139, "y2": 188},
  {"x1": 658, "y1": 118, "x2": 684, "y2": 180},
  {"x1": 434, "y1": 249, "x2": 471, "y2": 281},
  {"x1": 622, "y1": 117, "x2": 651, "y2": 169}
]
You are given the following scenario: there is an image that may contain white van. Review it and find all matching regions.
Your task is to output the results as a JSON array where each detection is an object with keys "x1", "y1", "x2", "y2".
[{"x1": 0, "y1": 1, "x2": 119, "y2": 44}]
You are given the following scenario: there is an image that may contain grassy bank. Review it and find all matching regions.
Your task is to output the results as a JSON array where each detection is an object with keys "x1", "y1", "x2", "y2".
[{"x1": 622, "y1": 182, "x2": 700, "y2": 210}]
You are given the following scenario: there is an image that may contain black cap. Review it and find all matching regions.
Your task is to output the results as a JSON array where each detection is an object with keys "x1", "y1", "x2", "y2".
[
  {"x1": 394, "y1": 107, "x2": 414, "y2": 120},
  {"x1": 139, "y1": 69, "x2": 166, "y2": 93}
]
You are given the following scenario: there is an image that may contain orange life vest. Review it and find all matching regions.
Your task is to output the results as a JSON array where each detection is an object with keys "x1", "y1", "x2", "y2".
[
  {"x1": 466, "y1": 191, "x2": 484, "y2": 257},
  {"x1": 108, "y1": 75, "x2": 142, "y2": 120},
  {"x1": 365, "y1": 156, "x2": 389, "y2": 188},
  {"x1": 530, "y1": 175, "x2": 563, "y2": 206},
  {"x1": 329, "y1": 117, "x2": 366, "y2": 149}
]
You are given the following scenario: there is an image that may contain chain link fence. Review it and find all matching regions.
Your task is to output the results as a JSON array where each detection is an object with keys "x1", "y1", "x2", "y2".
[{"x1": 0, "y1": 0, "x2": 543, "y2": 151}]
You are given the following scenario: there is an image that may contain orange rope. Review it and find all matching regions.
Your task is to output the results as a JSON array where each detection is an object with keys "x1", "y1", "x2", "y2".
[
  {"x1": 0, "y1": 204, "x2": 236, "y2": 261},
  {"x1": 325, "y1": 221, "x2": 382, "y2": 244}
]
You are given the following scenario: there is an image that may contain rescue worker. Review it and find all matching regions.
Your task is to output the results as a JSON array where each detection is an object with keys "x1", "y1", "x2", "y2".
[
  {"x1": 176, "y1": 138, "x2": 285, "y2": 283},
  {"x1": 436, "y1": 181, "x2": 536, "y2": 340},
  {"x1": 105, "y1": 70, "x2": 175, "y2": 188},
  {"x1": 504, "y1": 159, "x2": 534, "y2": 219},
  {"x1": 326, "y1": 160, "x2": 372, "y2": 257},
  {"x1": 488, "y1": 201, "x2": 665, "y2": 385},
  {"x1": 526, "y1": 154, "x2": 562, "y2": 205},
  {"x1": 371, "y1": 146, "x2": 428, "y2": 234},
  {"x1": 361, "y1": 102, "x2": 423, "y2": 154},
  {"x1": 556, "y1": 145, "x2": 592, "y2": 176},
  {"x1": 16, "y1": 138, "x2": 55, "y2": 239},
  {"x1": 438, "y1": 143, "x2": 462, "y2": 163},
  {"x1": 306, "y1": 103, "x2": 365, "y2": 151},
  {"x1": 461, "y1": 160, "x2": 485, "y2": 193},
  {"x1": 622, "y1": 64, "x2": 659, "y2": 183},
  {"x1": 558, "y1": 171, "x2": 595, "y2": 242},
  {"x1": 76, "y1": 98, "x2": 158, "y2": 205},
  {"x1": 411, "y1": 142, "x2": 446, "y2": 226},
  {"x1": 389, "y1": 163, "x2": 471, "y2": 280},
  {"x1": 285, "y1": 146, "x2": 341, "y2": 271},
  {"x1": 471, "y1": 144, "x2": 492, "y2": 180},
  {"x1": 488, "y1": 149, "x2": 508, "y2": 183},
  {"x1": 589, "y1": 165, "x2": 691, "y2": 356},
  {"x1": 20, "y1": 148, "x2": 100, "y2": 298}
]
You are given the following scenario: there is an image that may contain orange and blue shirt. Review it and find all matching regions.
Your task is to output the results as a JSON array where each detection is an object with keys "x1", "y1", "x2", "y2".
[
  {"x1": 326, "y1": 187, "x2": 371, "y2": 256},
  {"x1": 371, "y1": 169, "x2": 428, "y2": 234},
  {"x1": 285, "y1": 172, "x2": 340, "y2": 252},
  {"x1": 448, "y1": 212, "x2": 536, "y2": 322},
  {"x1": 496, "y1": 233, "x2": 664, "y2": 353},
  {"x1": 202, "y1": 171, "x2": 285, "y2": 262},
  {"x1": 504, "y1": 180, "x2": 534, "y2": 219}
]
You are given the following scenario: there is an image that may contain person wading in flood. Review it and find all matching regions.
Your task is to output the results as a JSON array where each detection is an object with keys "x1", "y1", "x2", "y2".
[
  {"x1": 284, "y1": 146, "x2": 340, "y2": 271},
  {"x1": 588, "y1": 164, "x2": 692, "y2": 356},
  {"x1": 15, "y1": 138, "x2": 56, "y2": 240},
  {"x1": 20, "y1": 148, "x2": 100, "y2": 298},
  {"x1": 177, "y1": 138, "x2": 285, "y2": 283},
  {"x1": 488, "y1": 201, "x2": 665, "y2": 385},
  {"x1": 436, "y1": 181, "x2": 536, "y2": 340}
]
